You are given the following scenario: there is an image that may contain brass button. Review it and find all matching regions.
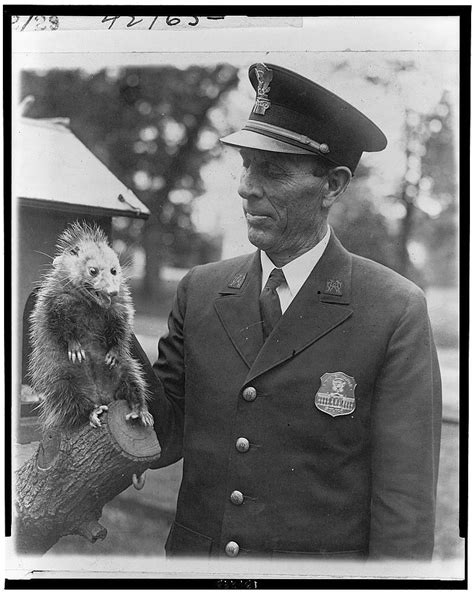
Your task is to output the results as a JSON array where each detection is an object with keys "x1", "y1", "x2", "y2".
[
  {"x1": 236, "y1": 437, "x2": 250, "y2": 453},
  {"x1": 230, "y1": 490, "x2": 244, "y2": 505},
  {"x1": 225, "y1": 541, "x2": 240, "y2": 557},
  {"x1": 242, "y1": 386, "x2": 257, "y2": 402}
]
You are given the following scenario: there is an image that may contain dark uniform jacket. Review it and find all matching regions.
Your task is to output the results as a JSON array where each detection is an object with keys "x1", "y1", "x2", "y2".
[{"x1": 147, "y1": 232, "x2": 442, "y2": 559}]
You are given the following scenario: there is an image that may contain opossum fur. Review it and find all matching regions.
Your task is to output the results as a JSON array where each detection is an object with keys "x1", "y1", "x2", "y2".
[{"x1": 29, "y1": 221, "x2": 153, "y2": 431}]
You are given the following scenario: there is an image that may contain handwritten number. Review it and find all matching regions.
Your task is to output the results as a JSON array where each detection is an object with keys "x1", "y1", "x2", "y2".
[
  {"x1": 20, "y1": 15, "x2": 34, "y2": 31},
  {"x1": 12, "y1": 15, "x2": 59, "y2": 31},
  {"x1": 14, "y1": 14, "x2": 225, "y2": 31},
  {"x1": 102, "y1": 16, "x2": 120, "y2": 30},
  {"x1": 149, "y1": 16, "x2": 159, "y2": 30},
  {"x1": 34, "y1": 15, "x2": 47, "y2": 31},
  {"x1": 166, "y1": 16, "x2": 181, "y2": 26},
  {"x1": 49, "y1": 16, "x2": 59, "y2": 30},
  {"x1": 126, "y1": 16, "x2": 143, "y2": 28}
]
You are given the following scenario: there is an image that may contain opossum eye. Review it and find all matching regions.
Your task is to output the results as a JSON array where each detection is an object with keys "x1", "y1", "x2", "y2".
[
  {"x1": 89, "y1": 267, "x2": 99, "y2": 277},
  {"x1": 111, "y1": 267, "x2": 117, "y2": 276}
]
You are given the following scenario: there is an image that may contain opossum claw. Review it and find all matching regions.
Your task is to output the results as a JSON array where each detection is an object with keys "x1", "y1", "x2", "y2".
[
  {"x1": 125, "y1": 408, "x2": 154, "y2": 427},
  {"x1": 89, "y1": 404, "x2": 109, "y2": 427},
  {"x1": 125, "y1": 411, "x2": 139, "y2": 421},
  {"x1": 140, "y1": 410, "x2": 154, "y2": 427},
  {"x1": 68, "y1": 341, "x2": 84, "y2": 364},
  {"x1": 132, "y1": 472, "x2": 146, "y2": 490},
  {"x1": 105, "y1": 349, "x2": 118, "y2": 368}
]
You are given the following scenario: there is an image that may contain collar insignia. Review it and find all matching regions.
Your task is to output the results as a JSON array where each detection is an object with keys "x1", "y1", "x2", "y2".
[
  {"x1": 325, "y1": 279, "x2": 343, "y2": 296},
  {"x1": 253, "y1": 64, "x2": 273, "y2": 115},
  {"x1": 228, "y1": 273, "x2": 247, "y2": 289}
]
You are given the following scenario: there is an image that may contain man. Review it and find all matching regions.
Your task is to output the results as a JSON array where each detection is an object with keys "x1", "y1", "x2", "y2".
[{"x1": 146, "y1": 63, "x2": 442, "y2": 559}]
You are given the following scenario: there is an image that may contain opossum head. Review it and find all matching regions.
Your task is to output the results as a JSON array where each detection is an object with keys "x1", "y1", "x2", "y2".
[{"x1": 53, "y1": 222, "x2": 124, "y2": 308}]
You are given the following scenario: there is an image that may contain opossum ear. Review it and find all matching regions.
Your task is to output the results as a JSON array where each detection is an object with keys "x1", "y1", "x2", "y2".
[{"x1": 70, "y1": 246, "x2": 79, "y2": 256}]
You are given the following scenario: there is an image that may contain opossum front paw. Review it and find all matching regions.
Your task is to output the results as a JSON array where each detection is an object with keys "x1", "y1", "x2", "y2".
[
  {"x1": 125, "y1": 407, "x2": 154, "y2": 427},
  {"x1": 105, "y1": 347, "x2": 119, "y2": 368},
  {"x1": 139, "y1": 410, "x2": 154, "y2": 427},
  {"x1": 89, "y1": 405, "x2": 108, "y2": 428},
  {"x1": 68, "y1": 340, "x2": 86, "y2": 364},
  {"x1": 132, "y1": 472, "x2": 146, "y2": 490}
]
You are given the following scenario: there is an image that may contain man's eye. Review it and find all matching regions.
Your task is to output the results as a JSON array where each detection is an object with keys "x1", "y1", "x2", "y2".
[{"x1": 261, "y1": 162, "x2": 284, "y2": 177}]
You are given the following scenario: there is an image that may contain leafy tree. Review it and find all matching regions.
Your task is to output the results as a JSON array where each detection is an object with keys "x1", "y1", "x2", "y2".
[
  {"x1": 416, "y1": 92, "x2": 457, "y2": 286},
  {"x1": 329, "y1": 164, "x2": 399, "y2": 273},
  {"x1": 21, "y1": 61, "x2": 456, "y2": 291},
  {"x1": 21, "y1": 65, "x2": 239, "y2": 296},
  {"x1": 331, "y1": 58, "x2": 456, "y2": 287}
]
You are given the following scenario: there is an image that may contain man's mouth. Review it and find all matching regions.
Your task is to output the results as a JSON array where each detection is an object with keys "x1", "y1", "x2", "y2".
[{"x1": 245, "y1": 213, "x2": 271, "y2": 224}]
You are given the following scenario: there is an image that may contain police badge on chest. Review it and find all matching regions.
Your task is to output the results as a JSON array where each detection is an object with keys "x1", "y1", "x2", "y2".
[{"x1": 315, "y1": 372, "x2": 356, "y2": 417}]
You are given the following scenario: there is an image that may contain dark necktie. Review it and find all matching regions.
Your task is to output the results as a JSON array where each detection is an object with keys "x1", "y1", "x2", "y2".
[{"x1": 259, "y1": 268, "x2": 286, "y2": 340}]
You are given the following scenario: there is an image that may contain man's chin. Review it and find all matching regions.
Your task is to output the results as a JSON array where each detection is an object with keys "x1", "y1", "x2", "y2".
[{"x1": 247, "y1": 227, "x2": 273, "y2": 252}]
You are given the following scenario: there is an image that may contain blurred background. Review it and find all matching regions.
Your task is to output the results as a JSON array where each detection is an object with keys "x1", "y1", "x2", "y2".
[{"x1": 15, "y1": 49, "x2": 461, "y2": 564}]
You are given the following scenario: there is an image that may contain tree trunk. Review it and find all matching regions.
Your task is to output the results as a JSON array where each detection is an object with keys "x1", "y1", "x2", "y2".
[
  {"x1": 15, "y1": 400, "x2": 161, "y2": 554},
  {"x1": 398, "y1": 192, "x2": 415, "y2": 278},
  {"x1": 142, "y1": 212, "x2": 166, "y2": 298}
]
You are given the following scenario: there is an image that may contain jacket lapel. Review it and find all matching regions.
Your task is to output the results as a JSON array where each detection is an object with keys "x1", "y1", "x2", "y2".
[
  {"x1": 214, "y1": 252, "x2": 264, "y2": 368},
  {"x1": 245, "y1": 233, "x2": 353, "y2": 383}
]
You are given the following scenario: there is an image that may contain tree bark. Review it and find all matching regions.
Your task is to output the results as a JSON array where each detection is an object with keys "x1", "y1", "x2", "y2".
[{"x1": 15, "y1": 400, "x2": 161, "y2": 554}]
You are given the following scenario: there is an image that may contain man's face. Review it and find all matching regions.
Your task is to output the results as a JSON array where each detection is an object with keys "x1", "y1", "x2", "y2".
[{"x1": 237, "y1": 148, "x2": 327, "y2": 259}]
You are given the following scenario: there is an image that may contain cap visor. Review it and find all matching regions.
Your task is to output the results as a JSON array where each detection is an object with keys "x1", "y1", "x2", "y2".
[{"x1": 220, "y1": 130, "x2": 316, "y2": 155}]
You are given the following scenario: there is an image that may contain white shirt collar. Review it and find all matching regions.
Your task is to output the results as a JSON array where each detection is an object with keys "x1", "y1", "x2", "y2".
[{"x1": 260, "y1": 226, "x2": 331, "y2": 297}]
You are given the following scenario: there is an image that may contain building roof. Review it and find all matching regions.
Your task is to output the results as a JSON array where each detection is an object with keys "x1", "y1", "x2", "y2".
[{"x1": 14, "y1": 117, "x2": 150, "y2": 219}]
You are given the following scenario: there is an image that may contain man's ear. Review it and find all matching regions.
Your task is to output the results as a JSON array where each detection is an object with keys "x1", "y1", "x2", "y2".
[{"x1": 322, "y1": 166, "x2": 351, "y2": 209}]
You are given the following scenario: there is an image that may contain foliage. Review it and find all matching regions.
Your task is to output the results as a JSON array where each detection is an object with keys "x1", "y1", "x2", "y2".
[
  {"x1": 329, "y1": 177, "x2": 399, "y2": 273},
  {"x1": 392, "y1": 92, "x2": 457, "y2": 288},
  {"x1": 416, "y1": 92, "x2": 458, "y2": 286},
  {"x1": 21, "y1": 60, "x2": 456, "y2": 292},
  {"x1": 21, "y1": 65, "x2": 239, "y2": 295},
  {"x1": 359, "y1": 62, "x2": 457, "y2": 288}
]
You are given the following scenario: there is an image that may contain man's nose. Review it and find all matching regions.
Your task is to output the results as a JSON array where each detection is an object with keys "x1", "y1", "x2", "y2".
[{"x1": 237, "y1": 167, "x2": 263, "y2": 200}]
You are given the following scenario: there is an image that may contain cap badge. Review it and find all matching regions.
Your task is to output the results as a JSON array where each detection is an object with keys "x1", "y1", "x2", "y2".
[
  {"x1": 315, "y1": 372, "x2": 356, "y2": 418},
  {"x1": 253, "y1": 64, "x2": 273, "y2": 115}
]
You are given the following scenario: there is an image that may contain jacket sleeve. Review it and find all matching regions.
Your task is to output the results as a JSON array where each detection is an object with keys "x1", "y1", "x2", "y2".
[
  {"x1": 369, "y1": 288, "x2": 442, "y2": 559},
  {"x1": 137, "y1": 270, "x2": 193, "y2": 468}
]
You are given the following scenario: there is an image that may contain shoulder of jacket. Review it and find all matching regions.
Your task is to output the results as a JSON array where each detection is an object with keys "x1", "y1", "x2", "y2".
[
  {"x1": 178, "y1": 253, "x2": 255, "y2": 291},
  {"x1": 189, "y1": 253, "x2": 255, "y2": 278}
]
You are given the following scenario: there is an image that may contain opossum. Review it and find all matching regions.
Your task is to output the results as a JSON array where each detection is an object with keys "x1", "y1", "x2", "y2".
[{"x1": 29, "y1": 221, "x2": 154, "y2": 432}]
